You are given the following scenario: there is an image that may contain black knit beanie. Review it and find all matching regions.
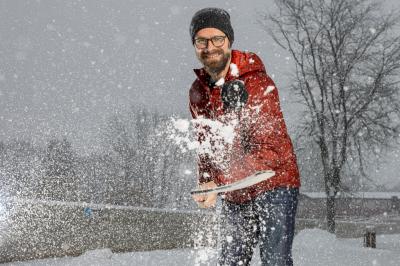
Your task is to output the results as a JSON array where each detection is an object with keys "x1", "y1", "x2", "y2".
[{"x1": 190, "y1": 7, "x2": 234, "y2": 45}]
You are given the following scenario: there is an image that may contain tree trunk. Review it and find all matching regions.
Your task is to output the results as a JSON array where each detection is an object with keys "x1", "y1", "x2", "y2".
[{"x1": 327, "y1": 195, "x2": 336, "y2": 233}]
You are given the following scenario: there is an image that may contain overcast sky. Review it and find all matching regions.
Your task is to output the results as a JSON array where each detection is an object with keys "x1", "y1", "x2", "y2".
[
  {"x1": 0, "y1": 0, "x2": 399, "y2": 185},
  {"x1": 0, "y1": 0, "x2": 293, "y2": 149}
]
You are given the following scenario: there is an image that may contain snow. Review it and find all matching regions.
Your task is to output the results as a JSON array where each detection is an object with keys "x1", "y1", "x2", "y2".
[
  {"x1": 215, "y1": 77, "x2": 225, "y2": 87},
  {"x1": 4, "y1": 229, "x2": 400, "y2": 266},
  {"x1": 171, "y1": 118, "x2": 190, "y2": 133},
  {"x1": 302, "y1": 191, "x2": 400, "y2": 199},
  {"x1": 264, "y1": 85, "x2": 275, "y2": 95},
  {"x1": 230, "y1": 63, "x2": 239, "y2": 77},
  {"x1": 168, "y1": 117, "x2": 238, "y2": 165},
  {"x1": 184, "y1": 169, "x2": 192, "y2": 175}
]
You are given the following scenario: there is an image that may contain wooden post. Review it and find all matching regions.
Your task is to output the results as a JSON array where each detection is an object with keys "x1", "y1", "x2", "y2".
[{"x1": 363, "y1": 227, "x2": 376, "y2": 248}]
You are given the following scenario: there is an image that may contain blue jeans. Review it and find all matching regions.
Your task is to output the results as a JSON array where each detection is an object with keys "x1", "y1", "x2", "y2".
[{"x1": 218, "y1": 187, "x2": 299, "y2": 266}]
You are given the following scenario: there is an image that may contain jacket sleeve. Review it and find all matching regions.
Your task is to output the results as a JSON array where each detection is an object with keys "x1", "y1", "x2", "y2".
[
  {"x1": 189, "y1": 97, "x2": 224, "y2": 185},
  {"x1": 240, "y1": 70, "x2": 291, "y2": 172}
]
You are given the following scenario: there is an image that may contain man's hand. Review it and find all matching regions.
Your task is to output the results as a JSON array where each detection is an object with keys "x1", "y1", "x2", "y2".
[{"x1": 192, "y1": 180, "x2": 218, "y2": 208}]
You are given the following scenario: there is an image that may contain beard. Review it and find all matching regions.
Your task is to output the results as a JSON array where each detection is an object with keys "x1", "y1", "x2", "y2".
[{"x1": 199, "y1": 49, "x2": 231, "y2": 75}]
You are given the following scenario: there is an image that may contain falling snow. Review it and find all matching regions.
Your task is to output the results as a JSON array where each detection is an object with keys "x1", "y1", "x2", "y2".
[{"x1": 1, "y1": 0, "x2": 400, "y2": 264}]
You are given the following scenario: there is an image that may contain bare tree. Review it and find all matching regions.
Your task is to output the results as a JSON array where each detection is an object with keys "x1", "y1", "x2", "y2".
[
  {"x1": 263, "y1": 0, "x2": 400, "y2": 232},
  {"x1": 0, "y1": 139, "x2": 44, "y2": 198},
  {"x1": 41, "y1": 137, "x2": 78, "y2": 201},
  {"x1": 103, "y1": 108, "x2": 193, "y2": 207},
  {"x1": 103, "y1": 111, "x2": 152, "y2": 206}
]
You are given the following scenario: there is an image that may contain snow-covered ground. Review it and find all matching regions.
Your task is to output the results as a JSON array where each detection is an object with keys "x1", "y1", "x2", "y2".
[{"x1": 4, "y1": 229, "x2": 400, "y2": 266}]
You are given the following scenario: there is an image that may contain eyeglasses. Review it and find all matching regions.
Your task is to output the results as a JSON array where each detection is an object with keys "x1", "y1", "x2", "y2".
[{"x1": 194, "y1": 36, "x2": 226, "y2": 49}]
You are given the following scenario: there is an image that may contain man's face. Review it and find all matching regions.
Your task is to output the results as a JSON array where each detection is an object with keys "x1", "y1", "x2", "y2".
[{"x1": 194, "y1": 28, "x2": 231, "y2": 75}]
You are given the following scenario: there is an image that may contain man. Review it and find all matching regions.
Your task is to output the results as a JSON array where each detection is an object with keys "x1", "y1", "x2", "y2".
[{"x1": 189, "y1": 7, "x2": 301, "y2": 266}]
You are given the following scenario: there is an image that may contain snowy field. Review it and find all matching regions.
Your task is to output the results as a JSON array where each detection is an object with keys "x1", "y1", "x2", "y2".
[{"x1": 4, "y1": 229, "x2": 400, "y2": 266}]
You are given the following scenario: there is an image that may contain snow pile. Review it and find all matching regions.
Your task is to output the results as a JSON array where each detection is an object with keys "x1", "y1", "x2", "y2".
[
  {"x1": 74, "y1": 249, "x2": 114, "y2": 265},
  {"x1": 6, "y1": 229, "x2": 400, "y2": 265},
  {"x1": 293, "y1": 229, "x2": 400, "y2": 266}
]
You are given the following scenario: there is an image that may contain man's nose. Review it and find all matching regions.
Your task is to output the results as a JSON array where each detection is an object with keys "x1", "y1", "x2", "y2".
[{"x1": 204, "y1": 39, "x2": 217, "y2": 49}]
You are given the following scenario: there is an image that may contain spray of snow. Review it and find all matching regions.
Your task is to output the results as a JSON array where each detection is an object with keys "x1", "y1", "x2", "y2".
[
  {"x1": 192, "y1": 214, "x2": 219, "y2": 266},
  {"x1": 194, "y1": 248, "x2": 214, "y2": 266},
  {"x1": 167, "y1": 116, "x2": 238, "y2": 170},
  {"x1": 0, "y1": 199, "x2": 8, "y2": 245},
  {"x1": 172, "y1": 118, "x2": 190, "y2": 133}
]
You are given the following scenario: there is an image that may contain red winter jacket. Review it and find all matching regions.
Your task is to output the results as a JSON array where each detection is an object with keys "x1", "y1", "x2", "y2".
[{"x1": 189, "y1": 50, "x2": 300, "y2": 203}]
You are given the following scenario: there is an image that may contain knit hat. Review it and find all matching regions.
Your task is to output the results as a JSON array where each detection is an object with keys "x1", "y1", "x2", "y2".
[{"x1": 190, "y1": 7, "x2": 234, "y2": 45}]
